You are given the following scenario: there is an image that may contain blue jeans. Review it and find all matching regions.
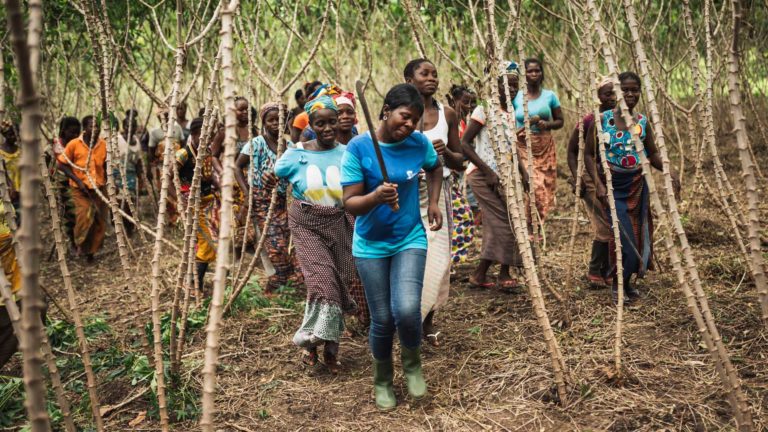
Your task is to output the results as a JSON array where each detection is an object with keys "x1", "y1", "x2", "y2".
[{"x1": 355, "y1": 248, "x2": 426, "y2": 360}]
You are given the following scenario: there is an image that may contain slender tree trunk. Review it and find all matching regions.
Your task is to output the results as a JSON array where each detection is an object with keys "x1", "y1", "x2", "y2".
[
  {"x1": 0, "y1": 275, "x2": 76, "y2": 432},
  {"x1": 484, "y1": 0, "x2": 568, "y2": 404},
  {"x1": 201, "y1": 2, "x2": 240, "y2": 429},
  {"x1": 588, "y1": 0, "x2": 754, "y2": 428},
  {"x1": 725, "y1": 0, "x2": 768, "y2": 329},
  {"x1": 681, "y1": 0, "x2": 753, "y2": 284},
  {"x1": 579, "y1": 13, "x2": 627, "y2": 376},
  {"x1": 5, "y1": 0, "x2": 51, "y2": 429},
  {"x1": 37, "y1": 158, "x2": 105, "y2": 430}
]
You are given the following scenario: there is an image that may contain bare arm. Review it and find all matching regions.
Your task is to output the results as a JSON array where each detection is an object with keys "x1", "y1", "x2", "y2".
[
  {"x1": 566, "y1": 124, "x2": 580, "y2": 180},
  {"x1": 424, "y1": 163, "x2": 443, "y2": 230},
  {"x1": 343, "y1": 182, "x2": 399, "y2": 216},
  {"x1": 210, "y1": 127, "x2": 225, "y2": 176},
  {"x1": 548, "y1": 106, "x2": 564, "y2": 130},
  {"x1": 57, "y1": 162, "x2": 90, "y2": 193},
  {"x1": 442, "y1": 106, "x2": 466, "y2": 171},
  {"x1": 460, "y1": 119, "x2": 494, "y2": 176},
  {"x1": 584, "y1": 122, "x2": 607, "y2": 206},
  {"x1": 234, "y1": 153, "x2": 250, "y2": 194}
]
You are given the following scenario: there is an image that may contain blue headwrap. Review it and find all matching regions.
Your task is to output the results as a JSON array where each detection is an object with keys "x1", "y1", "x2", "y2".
[{"x1": 304, "y1": 94, "x2": 338, "y2": 115}]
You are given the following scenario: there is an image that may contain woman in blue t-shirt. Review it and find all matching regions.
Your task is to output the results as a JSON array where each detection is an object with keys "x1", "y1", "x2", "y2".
[
  {"x1": 341, "y1": 83, "x2": 442, "y2": 411},
  {"x1": 512, "y1": 57, "x2": 564, "y2": 224},
  {"x1": 274, "y1": 95, "x2": 359, "y2": 374}
]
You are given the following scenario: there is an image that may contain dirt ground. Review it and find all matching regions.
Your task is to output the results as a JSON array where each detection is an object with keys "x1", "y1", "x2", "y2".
[{"x1": 3, "y1": 143, "x2": 768, "y2": 431}]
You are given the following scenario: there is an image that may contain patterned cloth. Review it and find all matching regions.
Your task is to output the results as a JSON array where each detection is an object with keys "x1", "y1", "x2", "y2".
[
  {"x1": 194, "y1": 194, "x2": 218, "y2": 263},
  {"x1": 0, "y1": 232, "x2": 20, "y2": 299},
  {"x1": 601, "y1": 110, "x2": 648, "y2": 169},
  {"x1": 250, "y1": 188, "x2": 302, "y2": 292},
  {"x1": 516, "y1": 132, "x2": 557, "y2": 222},
  {"x1": 0, "y1": 149, "x2": 21, "y2": 192},
  {"x1": 304, "y1": 94, "x2": 338, "y2": 115},
  {"x1": 289, "y1": 201, "x2": 359, "y2": 347},
  {"x1": 605, "y1": 167, "x2": 653, "y2": 280},
  {"x1": 241, "y1": 136, "x2": 289, "y2": 195},
  {"x1": 72, "y1": 187, "x2": 108, "y2": 254},
  {"x1": 419, "y1": 178, "x2": 452, "y2": 319},
  {"x1": 450, "y1": 174, "x2": 475, "y2": 263}
]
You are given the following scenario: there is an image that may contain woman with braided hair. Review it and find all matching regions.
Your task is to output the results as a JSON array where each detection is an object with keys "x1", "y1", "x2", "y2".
[{"x1": 235, "y1": 102, "x2": 303, "y2": 295}]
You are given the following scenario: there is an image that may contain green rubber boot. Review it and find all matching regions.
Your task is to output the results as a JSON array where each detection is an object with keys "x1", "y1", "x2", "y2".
[
  {"x1": 372, "y1": 358, "x2": 396, "y2": 411},
  {"x1": 400, "y1": 346, "x2": 427, "y2": 400}
]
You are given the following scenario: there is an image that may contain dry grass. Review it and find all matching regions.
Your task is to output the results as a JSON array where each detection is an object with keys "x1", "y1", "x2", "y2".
[{"x1": 3, "y1": 137, "x2": 767, "y2": 432}]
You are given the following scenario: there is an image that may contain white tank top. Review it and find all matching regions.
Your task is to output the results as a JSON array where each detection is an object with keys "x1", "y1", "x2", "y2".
[{"x1": 422, "y1": 101, "x2": 451, "y2": 177}]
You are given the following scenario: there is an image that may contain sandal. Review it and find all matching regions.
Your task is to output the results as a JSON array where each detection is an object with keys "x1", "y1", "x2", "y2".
[
  {"x1": 587, "y1": 274, "x2": 609, "y2": 289},
  {"x1": 498, "y1": 279, "x2": 520, "y2": 294},
  {"x1": 425, "y1": 332, "x2": 442, "y2": 347},
  {"x1": 301, "y1": 348, "x2": 318, "y2": 367},
  {"x1": 468, "y1": 276, "x2": 495, "y2": 290},
  {"x1": 323, "y1": 351, "x2": 341, "y2": 374}
]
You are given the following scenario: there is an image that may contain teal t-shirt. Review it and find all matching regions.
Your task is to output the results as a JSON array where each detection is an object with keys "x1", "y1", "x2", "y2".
[
  {"x1": 340, "y1": 131, "x2": 438, "y2": 259},
  {"x1": 513, "y1": 89, "x2": 561, "y2": 133},
  {"x1": 274, "y1": 144, "x2": 346, "y2": 207}
]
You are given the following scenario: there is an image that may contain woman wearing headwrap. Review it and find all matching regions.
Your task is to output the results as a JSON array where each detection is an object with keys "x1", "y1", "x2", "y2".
[
  {"x1": 301, "y1": 91, "x2": 359, "y2": 144},
  {"x1": 235, "y1": 102, "x2": 303, "y2": 295},
  {"x1": 585, "y1": 71, "x2": 680, "y2": 305},
  {"x1": 273, "y1": 95, "x2": 360, "y2": 373},
  {"x1": 567, "y1": 76, "x2": 616, "y2": 288}
]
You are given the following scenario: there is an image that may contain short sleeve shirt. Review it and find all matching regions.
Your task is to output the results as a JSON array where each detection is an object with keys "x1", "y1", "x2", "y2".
[
  {"x1": 601, "y1": 110, "x2": 648, "y2": 169},
  {"x1": 513, "y1": 89, "x2": 561, "y2": 133},
  {"x1": 468, "y1": 104, "x2": 514, "y2": 173},
  {"x1": 340, "y1": 131, "x2": 438, "y2": 258},
  {"x1": 58, "y1": 136, "x2": 108, "y2": 189},
  {"x1": 275, "y1": 143, "x2": 346, "y2": 207},
  {"x1": 240, "y1": 136, "x2": 289, "y2": 195}
]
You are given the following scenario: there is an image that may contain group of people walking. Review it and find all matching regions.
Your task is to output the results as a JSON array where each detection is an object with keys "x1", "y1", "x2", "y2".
[{"x1": 0, "y1": 57, "x2": 671, "y2": 411}]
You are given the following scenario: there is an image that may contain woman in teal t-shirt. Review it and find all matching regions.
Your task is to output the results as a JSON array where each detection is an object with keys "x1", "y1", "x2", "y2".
[
  {"x1": 512, "y1": 57, "x2": 565, "y2": 224},
  {"x1": 274, "y1": 94, "x2": 359, "y2": 374},
  {"x1": 341, "y1": 83, "x2": 443, "y2": 411}
]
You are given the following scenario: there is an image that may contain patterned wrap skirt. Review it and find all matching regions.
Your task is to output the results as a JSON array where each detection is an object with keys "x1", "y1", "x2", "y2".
[
  {"x1": 449, "y1": 173, "x2": 475, "y2": 264},
  {"x1": 516, "y1": 132, "x2": 557, "y2": 223},
  {"x1": 605, "y1": 166, "x2": 653, "y2": 279},
  {"x1": 289, "y1": 201, "x2": 359, "y2": 347}
]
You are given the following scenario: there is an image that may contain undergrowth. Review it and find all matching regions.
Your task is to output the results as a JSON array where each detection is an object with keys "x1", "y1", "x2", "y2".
[{"x1": 0, "y1": 278, "x2": 295, "y2": 429}]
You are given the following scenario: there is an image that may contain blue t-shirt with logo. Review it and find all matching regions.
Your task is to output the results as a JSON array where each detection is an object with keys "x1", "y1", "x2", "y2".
[
  {"x1": 513, "y1": 89, "x2": 561, "y2": 133},
  {"x1": 340, "y1": 131, "x2": 438, "y2": 258}
]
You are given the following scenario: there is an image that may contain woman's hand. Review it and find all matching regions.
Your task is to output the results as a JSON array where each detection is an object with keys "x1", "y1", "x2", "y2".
[
  {"x1": 535, "y1": 119, "x2": 549, "y2": 131},
  {"x1": 427, "y1": 202, "x2": 443, "y2": 231},
  {"x1": 482, "y1": 167, "x2": 500, "y2": 188},
  {"x1": 431, "y1": 139, "x2": 447, "y2": 156},
  {"x1": 375, "y1": 182, "x2": 399, "y2": 208},
  {"x1": 261, "y1": 171, "x2": 278, "y2": 190}
]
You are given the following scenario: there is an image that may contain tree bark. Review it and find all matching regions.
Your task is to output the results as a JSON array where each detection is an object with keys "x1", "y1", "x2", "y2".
[{"x1": 4, "y1": 0, "x2": 51, "y2": 429}]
